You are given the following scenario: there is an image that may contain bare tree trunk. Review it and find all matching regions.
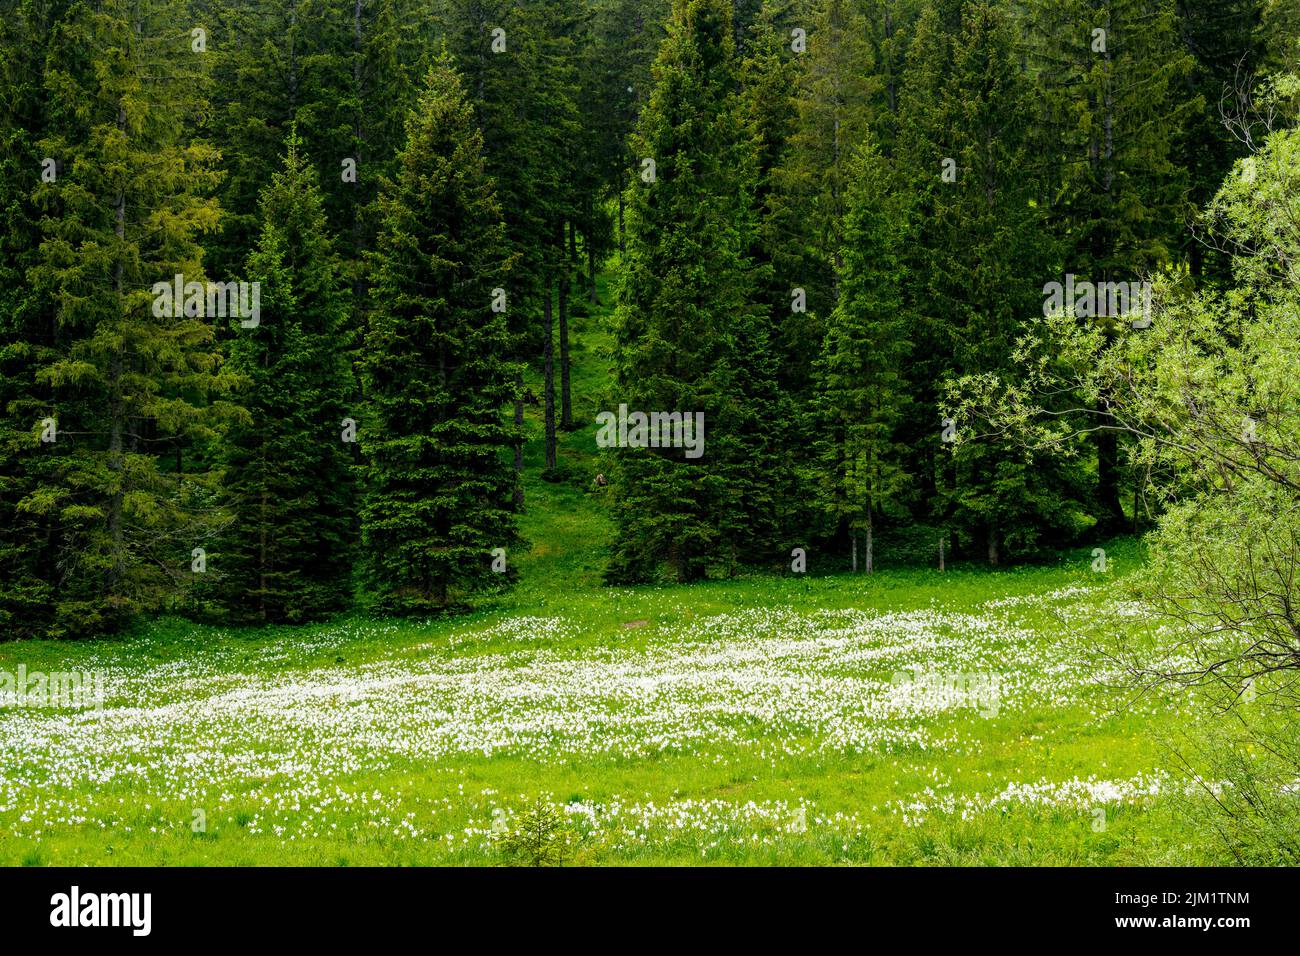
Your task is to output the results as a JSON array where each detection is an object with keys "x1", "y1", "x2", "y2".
[
  {"x1": 617, "y1": 192, "x2": 625, "y2": 254},
  {"x1": 558, "y1": 254, "x2": 572, "y2": 430},
  {"x1": 865, "y1": 518, "x2": 873, "y2": 575},
  {"x1": 259, "y1": 489, "x2": 268, "y2": 621},
  {"x1": 107, "y1": 101, "x2": 127, "y2": 596},
  {"x1": 1097, "y1": 429, "x2": 1126, "y2": 529},
  {"x1": 513, "y1": 370, "x2": 524, "y2": 508},
  {"x1": 543, "y1": 276, "x2": 556, "y2": 471},
  {"x1": 851, "y1": 533, "x2": 857, "y2": 573},
  {"x1": 987, "y1": 527, "x2": 1000, "y2": 566},
  {"x1": 1133, "y1": 473, "x2": 1140, "y2": 533}
]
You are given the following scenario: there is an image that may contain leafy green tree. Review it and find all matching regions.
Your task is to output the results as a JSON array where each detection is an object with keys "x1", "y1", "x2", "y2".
[
  {"x1": 215, "y1": 136, "x2": 355, "y2": 623},
  {"x1": 951, "y1": 95, "x2": 1300, "y2": 857},
  {"x1": 359, "y1": 59, "x2": 520, "y2": 613}
]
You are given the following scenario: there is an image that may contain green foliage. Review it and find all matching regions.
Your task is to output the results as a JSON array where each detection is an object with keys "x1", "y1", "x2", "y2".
[
  {"x1": 359, "y1": 59, "x2": 521, "y2": 613},
  {"x1": 764, "y1": 0, "x2": 879, "y2": 394},
  {"x1": 813, "y1": 142, "x2": 911, "y2": 567},
  {"x1": 606, "y1": 0, "x2": 789, "y2": 582},
  {"x1": 497, "y1": 797, "x2": 575, "y2": 866},
  {"x1": 214, "y1": 136, "x2": 356, "y2": 623},
  {"x1": 19, "y1": 0, "x2": 241, "y2": 637},
  {"x1": 202, "y1": 0, "x2": 423, "y2": 276},
  {"x1": 0, "y1": 0, "x2": 72, "y2": 638}
]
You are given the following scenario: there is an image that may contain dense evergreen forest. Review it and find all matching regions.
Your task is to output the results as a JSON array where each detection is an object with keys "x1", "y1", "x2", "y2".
[{"x1": 1, "y1": 0, "x2": 1296, "y2": 639}]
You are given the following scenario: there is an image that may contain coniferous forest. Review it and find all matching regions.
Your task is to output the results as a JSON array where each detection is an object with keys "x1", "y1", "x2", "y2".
[{"x1": 2, "y1": 0, "x2": 1300, "y2": 900}]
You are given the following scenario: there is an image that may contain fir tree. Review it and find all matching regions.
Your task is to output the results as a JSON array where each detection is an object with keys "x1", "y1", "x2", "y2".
[
  {"x1": 931, "y1": 1, "x2": 1086, "y2": 562},
  {"x1": 1026, "y1": 0, "x2": 1199, "y2": 529},
  {"x1": 606, "y1": 0, "x2": 784, "y2": 582},
  {"x1": 765, "y1": 0, "x2": 879, "y2": 397},
  {"x1": 215, "y1": 136, "x2": 356, "y2": 623},
  {"x1": 359, "y1": 58, "x2": 520, "y2": 613},
  {"x1": 0, "y1": 0, "x2": 75, "y2": 638},
  {"x1": 814, "y1": 142, "x2": 912, "y2": 573},
  {"x1": 23, "y1": 0, "x2": 239, "y2": 636}
]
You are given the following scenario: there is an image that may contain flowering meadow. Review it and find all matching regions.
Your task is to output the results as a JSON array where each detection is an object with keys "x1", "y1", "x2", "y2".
[{"x1": 0, "y1": 539, "x2": 1224, "y2": 865}]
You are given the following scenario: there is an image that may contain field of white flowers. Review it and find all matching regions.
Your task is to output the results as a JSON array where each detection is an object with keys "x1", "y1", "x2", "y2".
[{"x1": 0, "y1": 554, "x2": 1221, "y2": 865}]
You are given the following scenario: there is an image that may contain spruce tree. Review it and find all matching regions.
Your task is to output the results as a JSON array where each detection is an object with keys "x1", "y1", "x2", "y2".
[
  {"x1": 1026, "y1": 0, "x2": 1199, "y2": 529},
  {"x1": 436, "y1": 0, "x2": 583, "y2": 503},
  {"x1": 359, "y1": 58, "x2": 520, "y2": 613},
  {"x1": 0, "y1": 0, "x2": 74, "y2": 638},
  {"x1": 765, "y1": 0, "x2": 879, "y2": 397},
  {"x1": 203, "y1": 0, "x2": 422, "y2": 277},
  {"x1": 215, "y1": 136, "x2": 355, "y2": 623},
  {"x1": 814, "y1": 142, "x2": 912, "y2": 573},
  {"x1": 606, "y1": 0, "x2": 783, "y2": 582},
  {"x1": 925, "y1": 0, "x2": 1086, "y2": 564},
  {"x1": 23, "y1": 0, "x2": 238, "y2": 636}
]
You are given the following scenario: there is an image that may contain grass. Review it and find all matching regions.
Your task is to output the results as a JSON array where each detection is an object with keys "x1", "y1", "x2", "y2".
[{"x1": 0, "y1": 273, "x2": 1222, "y2": 866}]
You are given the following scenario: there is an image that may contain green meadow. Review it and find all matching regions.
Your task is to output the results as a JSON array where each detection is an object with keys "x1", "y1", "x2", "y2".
[{"x1": 0, "y1": 290, "x2": 1216, "y2": 866}]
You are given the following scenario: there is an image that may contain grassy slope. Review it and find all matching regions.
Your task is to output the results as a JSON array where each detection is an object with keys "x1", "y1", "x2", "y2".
[{"x1": 0, "y1": 274, "x2": 1212, "y2": 866}]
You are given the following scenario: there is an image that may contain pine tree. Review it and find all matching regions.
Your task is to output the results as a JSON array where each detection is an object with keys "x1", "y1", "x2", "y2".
[
  {"x1": 1173, "y1": 0, "x2": 1266, "y2": 283},
  {"x1": 215, "y1": 136, "x2": 355, "y2": 623},
  {"x1": 740, "y1": 7, "x2": 800, "y2": 389},
  {"x1": 765, "y1": 0, "x2": 879, "y2": 398},
  {"x1": 436, "y1": 0, "x2": 583, "y2": 501},
  {"x1": 585, "y1": 0, "x2": 672, "y2": 255},
  {"x1": 606, "y1": 0, "x2": 784, "y2": 582},
  {"x1": 1026, "y1": 0, "x2": 1199, "y2": 530},
  {"x1": 22, "y1": 0, "x2": 238, "y2": 636},
  {"x1": 0, "y1": 0, "x2": 75, "y2": 638},
  {"x1": 814, "y1": 142, "x2": 911, "y2": 573},
  {"x1": 925, "y1": 0, "x2": 1086, "y2": 564},
  {"x1": 359, "y1": 58, "x2": 520, "y2": 613},
  {"x1": 203, "y1": 0, "x2": 422, "y2": 277},
  {"x1": 859, "y1": 0, "x2": 926, "y2": 152}
]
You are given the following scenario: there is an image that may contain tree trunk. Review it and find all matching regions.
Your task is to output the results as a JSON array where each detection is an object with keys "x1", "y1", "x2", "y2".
[
  {"x1": 1132, "y1": 471, "x2": 1141, "y2": 533},
  {"x1": 587, "y1": 232, "x2": 598, "y2": 303},
  {"x1": 543, "y1": 276, "x2": 556, "y2": 471},
  {"x1": 851, "y1": 533, "x2": 857, "y2": 573},
  {"x1": 558, "y1": 258, "x2": 572, "y2": 430},
  {"x1": 259, "y1": 488, "x2": 268, "y2": 622},
  {"x1": 865, "y1": 518, "x2": 873, "y2": 575},
  {"x1": 1096, "y1": 428, "x2": 1126, "y2": 530},
  {"x1": 617, "y1": 191, "x2": 625, "y2": 254},
  {"x1": 107, "y1": 101, "x2": 127, "y2": 596},
  {"x1": 513, "y1": 369, "x2": 524, "y2": 508},
  {"x1": 986, "y1": 526, "x2": 1000, "y2": 566}
]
